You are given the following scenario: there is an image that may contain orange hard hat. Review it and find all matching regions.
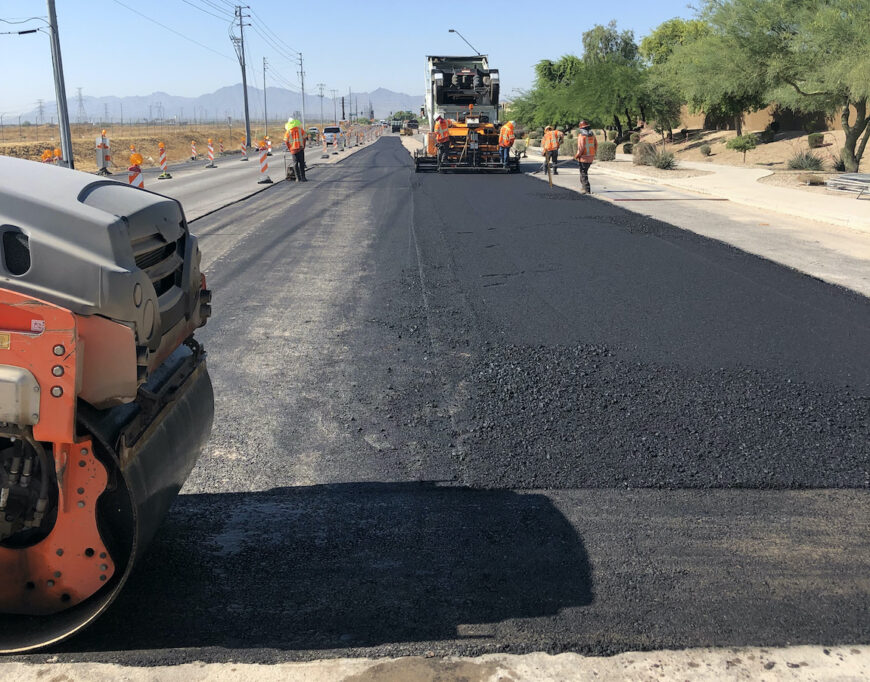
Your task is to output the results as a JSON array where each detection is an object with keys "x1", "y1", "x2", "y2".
[{"x1": 579, "y1": 120, "x2": 591, "y2": 128}]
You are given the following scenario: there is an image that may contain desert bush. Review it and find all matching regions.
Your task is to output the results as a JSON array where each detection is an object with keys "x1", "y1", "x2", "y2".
[
  {"x1": 630, "y1": 132, "x2": 640, "y2": 144},
  {"x1": 514, "y1": 140, "x2": 527, "y2": 155},
  {"x1": 606, "y1": 130, "x2": 618, "y2": 141},
  {"x1": 788, "y1": 149, "x2": 824, "y2": 170},
  {"x1": 831, "y1": 154, "x2": 846, "y2": 172},
  {"x1": 652, "y1": 148, "x2": 677, "y2": 169},
  {"x1": 597, "y1": 140, "x2": 617, "y2": 161},
  {"x1": 807, "y1": 132, "x2": 824, "y2": 148},
  {"x1": 560, "y1": 137, "x2": 577, "y2": 157},
  {"x1": 725, "y1": 134, "x2": 757, "y2": 162},
  {"x1": 699, "y1": 143, "x2": 712, "y2": 156},
  {"x1": 632, "y1": 141, "x2": 657, "y2": 166},
  {"x1": 622, "y1": 142, "x2": 633, "y2": 154},
  {"x1": 798, "y1": 173, "x2": 825, "y2": 185}
]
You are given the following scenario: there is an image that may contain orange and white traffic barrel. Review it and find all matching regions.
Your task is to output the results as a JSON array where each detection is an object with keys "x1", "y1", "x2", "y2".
[
  {"x1": 257, "y1": 146, "x2": 272, "y2": 184},
  {"x1": 205, "y1": 138, "x2": 216, "y2": 168},
  {"x1": 157, "y1": 142, "x2": 172, "y2": 179}
]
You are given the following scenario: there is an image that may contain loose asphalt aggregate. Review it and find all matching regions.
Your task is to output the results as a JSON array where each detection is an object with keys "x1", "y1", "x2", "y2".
[{"x1": 11, "y1": 136, "x2": 868, "y2": 665}]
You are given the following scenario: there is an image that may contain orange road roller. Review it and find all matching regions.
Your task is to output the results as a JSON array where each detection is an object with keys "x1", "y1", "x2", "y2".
[{"x1": 0, "y1": 156, "x2": 213, "y2": 652}]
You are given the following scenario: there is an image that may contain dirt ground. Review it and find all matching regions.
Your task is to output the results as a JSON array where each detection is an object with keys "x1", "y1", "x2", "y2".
[
  {"x1": 596, "y1": 160, "x2": 712, "y2": 180},
  {"x1": 0, "y1": 122, "x2": 289, "y2": 172},
  {"x1": 630, "y1": 128, "x2": 851, "y2": 170}
]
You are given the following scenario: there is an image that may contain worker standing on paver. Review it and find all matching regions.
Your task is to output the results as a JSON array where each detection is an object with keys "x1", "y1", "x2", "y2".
[
  {"x1": 284, "y1": 117, "x2": 307, "y2": 182},
  {"x1": 574, "y1": 121, "x2": 598, "y2": 194},
  {"x1": 434, "y1": 115, "x2": 450, "y2": 165},
  {"x1": 541, "y1": 125, "x2": 564, "y2": 174},
  {"x1": 498, "y1": 120, "x2": 515, "y2": 167}
]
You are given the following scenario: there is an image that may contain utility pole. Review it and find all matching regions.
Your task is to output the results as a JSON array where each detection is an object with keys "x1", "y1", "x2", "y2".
[
  {"x1": 329, "y1": 89, "x2": 338, "y2": 124},
  {"x1": 299, "y1": 55, "x2": 307, "y2": 128},
  {"x1": 231, "y1": 5, "x2": 252, "y2": 149},
  {"x1": 262, "y1": 56, "x2": 268, "y2": 137},
  {"x1": 317, "y1": 83, "x2": 325, "y2": 127},
  {"x1": 46, "y1": 0, "x2": 73, "y2": 167}
]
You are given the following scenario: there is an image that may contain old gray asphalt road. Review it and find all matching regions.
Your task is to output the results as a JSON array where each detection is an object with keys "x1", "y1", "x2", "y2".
[{"x1": 17, "y1": 137, "x2": 870, "y2": 664}]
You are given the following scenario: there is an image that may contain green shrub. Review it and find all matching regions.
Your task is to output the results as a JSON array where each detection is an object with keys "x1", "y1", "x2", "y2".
[
  {"x1": 807, "y1": 132, "x2": 824, "y2": 148},
  {"x1": 787, "y1": 149, "x2": 824, "y2": 170},
  {"x1": 622, "y1": 142, "x2": 633, "y2": 154},
  {"x1": 560, "y1": 137, "x2": 577, "y2": 157},
  {"x1": 632, "y1": 141, "x2": 657, "y2": 166},
  {"x1": 630, "y1": 132, "x2": 640, "y2": 144},
  {"x1": 725, "y1": 134, "x2": 757, "y2": 162},
  {"x1": 514, "y1": 140, "x2": 527, "y2": 154},
  {"x1": 652, "y1": 148, "x2": 677, "y2": 169},
  {"x1": 607, "y1": 130, "x2": 618, "y2": 141},
  {"x1": 831, "y1": 154, "x2": 846, "y2": 172},
  {"x1": 699, "y1": 143, "x2": 712, "y2": 156},
  {"x1": 597, "y1": 140, "x2": 617, "y2": 161}
]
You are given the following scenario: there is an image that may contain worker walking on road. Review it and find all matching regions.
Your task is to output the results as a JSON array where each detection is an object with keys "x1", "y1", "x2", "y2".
[
  {"x1": 498, "y1": 120, "x2": 515, "y2": 167},
  {"x1": 541, "y1": 125, "x2": 564, "y2": 174},
  {"x1": 434, "y1": 115, "x2": 451, "y2": 165},
  {"x1": 284, "y1": 118, "x2": 307, "y2": 182},
  {"x1": 574, "y1": 120, "x2": 598, "y2": 194}
]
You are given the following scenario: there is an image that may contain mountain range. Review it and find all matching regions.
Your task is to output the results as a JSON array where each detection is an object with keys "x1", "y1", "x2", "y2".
[{"x1": 17, "y1": 84, "x2": 424, "y2": 123}]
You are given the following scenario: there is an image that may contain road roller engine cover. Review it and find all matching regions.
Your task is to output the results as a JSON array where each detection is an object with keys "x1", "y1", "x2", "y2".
[{"x1": 0, "y1": 155, "x2": 214, "y2": 652}]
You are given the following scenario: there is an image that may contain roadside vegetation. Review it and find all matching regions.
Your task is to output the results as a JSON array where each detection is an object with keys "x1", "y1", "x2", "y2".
[{"x1": 511, "y1": 0, "x2": 869, "y2": 172}]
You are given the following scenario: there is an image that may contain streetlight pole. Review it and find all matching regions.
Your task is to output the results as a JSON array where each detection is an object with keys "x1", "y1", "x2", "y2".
[
  {"x1": 317, "y1": 83, "x2": 325, "y2": 127},
  {"x1": 448, "y1": 28, "x2": 482, "y2": 55},
  {"x1": 47, "y1": 0, "x2": 74, "y2": 168}
]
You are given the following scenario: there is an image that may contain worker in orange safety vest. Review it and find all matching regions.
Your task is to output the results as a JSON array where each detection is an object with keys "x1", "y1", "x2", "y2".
[
  {"x1": 573, "y1": 120, "x2": 598, "y2": 194},
  {"x1": 498, "y1": 120, "x2": 515, "y2": 166},
  {"x1": 541, "y1": 125, "x2": 564, "y2": 174},
  {"x1": 434, "y1": 115, "x2": 451, "y2": 163},
  {"x1": 284, "y1": 118, "x2": 307, "y2": 182}
]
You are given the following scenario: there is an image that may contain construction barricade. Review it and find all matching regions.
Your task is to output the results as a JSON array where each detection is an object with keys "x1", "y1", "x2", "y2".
[
  {"x1": 205, "y1": 138, "x2": 216, "y2": 168},
  {"x1": 95, "y1": 130, "x2": 111, "y2": 175},
  {"x1": 128, "y1": 152, "x2": 144, "y2": 188},
  {"x1": 190, "y1": 140, "x2": 197, "y2": 161},
  {"x1": 266, "y1": 137, "x2": 272, "y2": 156},
  {"x1": 157, "y1": 142, "x2": 172, "y2": 179},
  {"x1": 257, "y1": 142, "x2": 272, "y2": 184},
  {"x1": 240, "y1": 139, "x2": 248, "y2": 161}
]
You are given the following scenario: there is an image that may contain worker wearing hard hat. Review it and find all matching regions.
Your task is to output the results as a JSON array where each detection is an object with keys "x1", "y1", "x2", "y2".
[
  {"x1": 284, "y1": 118, "x2": 307, "y2": 181},
  {"x1": 540, "y1": 125, "x2": 564, "y2": 174},
  {"x1": 573, "y1": 120, "x2": 598, "y2": 194},
  {"x1": 498, "y1": 121, "x2": 515, "y2": 167},
  {"x1": 434, "y1": 114, "x2": 450, "y2": 164}
]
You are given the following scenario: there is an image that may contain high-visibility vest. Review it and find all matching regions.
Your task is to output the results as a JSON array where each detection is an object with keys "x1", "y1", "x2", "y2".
[
  {"x1": 434, "y1": 118, "x2": 450, "y2": 143},
  {"x1": 542, "y1": 131, "x2": 560, "y2": 152},
  {"x1": 287, "y1": 126, "x2": 304, "y2": 152},
  {"x1": 577, "y1": 132, "x2": 598, "y2": 162},
  {"x1": 499, "y1": 124, "x2": 515, "y2": 148}
]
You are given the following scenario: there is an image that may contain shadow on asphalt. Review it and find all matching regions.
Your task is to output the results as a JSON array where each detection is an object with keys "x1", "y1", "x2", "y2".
[{"x1": 57, "y1": 483, "x2": 593, "y2": 653}]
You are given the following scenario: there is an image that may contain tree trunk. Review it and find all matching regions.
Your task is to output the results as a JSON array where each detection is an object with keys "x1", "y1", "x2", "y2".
[
  {"x1": 734, "y1": 114, "x2": 743, "y2": 136},
  {"x1": 841, "y1": 97, "x2": 869, "y2": 173},
  {"x1": 612, "y1": 114, "x2": 622, "y2": 141}
]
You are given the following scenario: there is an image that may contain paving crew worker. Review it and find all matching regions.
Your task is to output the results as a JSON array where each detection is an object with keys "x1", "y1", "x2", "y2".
[
  {"x1": 498, "y1": 120, "x2": 515, "y2": 166},
  {"x1": 284, "y1": 117, "x2": 307, "y2": 182},
  {"x1": 541, "y1": 125, "x2": 564, "y2": 174},
  {"x1": 434, "y1": 114, "x2": 451, "y2": 164},
  {"x1": 573, "y1": 120, "x2": 598, "y2": 194}
]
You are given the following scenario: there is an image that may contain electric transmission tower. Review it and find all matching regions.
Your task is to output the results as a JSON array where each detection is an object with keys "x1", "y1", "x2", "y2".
[{"x1": 76, "y1": 87, "x2": 87, "y2": 124}]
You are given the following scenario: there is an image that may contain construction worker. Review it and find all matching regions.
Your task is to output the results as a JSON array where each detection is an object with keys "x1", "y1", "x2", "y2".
[
  {"x1": 434, "y1": 114, "x2": 450, "y2": 164},
  {"x1": 573, "y1": 120, "x2": 598, "y2": 194},
  {"x1": 284, "y1": 118, "x2": 307, "y2": 182},
  {"x1": 498, "y1": 120, "x2": 515, "y2": 166},
  {"x1": 541, "y1": 125, "x2": 564, "y2": 174}
]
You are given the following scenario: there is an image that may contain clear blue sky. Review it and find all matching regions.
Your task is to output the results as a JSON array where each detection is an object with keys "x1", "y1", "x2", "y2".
[{"x1": 0, "y1": 0, "x2": 697, "y2": 116}]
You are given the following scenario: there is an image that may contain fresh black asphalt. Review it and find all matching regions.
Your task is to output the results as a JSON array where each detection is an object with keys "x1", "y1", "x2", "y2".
[{"x1": 15, "y1": 136, "x2": 869, "y2": 664}]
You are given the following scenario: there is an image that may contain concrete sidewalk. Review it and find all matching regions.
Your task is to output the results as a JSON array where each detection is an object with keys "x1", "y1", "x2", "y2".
[{"x1": 530, "y1": 149, "x2": 870, "y2": 233}]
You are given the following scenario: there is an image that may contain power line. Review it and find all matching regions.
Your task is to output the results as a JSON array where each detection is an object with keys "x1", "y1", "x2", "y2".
[
  {"x1": 248, "y1": 8, "x2": 297, "y2": 55},
  {"x1": 111, "y1": 0, "x2": 234, "y2": 61},
  {"x1": 179, "y1": 0, "x2": 233, "y2": 21},
  {"x1": 249, "y1": 23, "x2": 296, "y2": 64}
]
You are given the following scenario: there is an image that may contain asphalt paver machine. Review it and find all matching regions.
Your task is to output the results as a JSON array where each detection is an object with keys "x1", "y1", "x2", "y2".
[
  {"x1": 0, "y1": 156, "x2": 213, "y2": 652},
  {"x1": 415, "y1": 55, "x2": 519, "y2": 173}
]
